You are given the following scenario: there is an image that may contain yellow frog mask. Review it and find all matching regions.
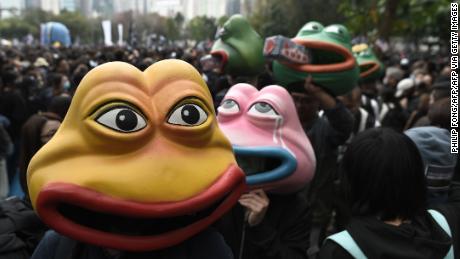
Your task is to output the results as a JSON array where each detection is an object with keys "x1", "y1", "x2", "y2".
[{"x1": 27, "y1": 59, "x2": 246, "y2": 251}]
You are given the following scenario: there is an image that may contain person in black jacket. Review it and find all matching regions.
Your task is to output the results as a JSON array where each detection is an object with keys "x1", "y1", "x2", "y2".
[
  {"x1": 216, "y1": 189, "x2": 310, "y2": 259},
  {"x1": 216, "y1": 77, "x2": 354, "y2": 259},
  {"x1": 289, "y1": 78, "x2": 354, "y2": 257},
  {"x1": 320, "y1": 128, "x2": 459, "y2": 258},
  {"x1": 31, "y1": 228, "x2": 233, "y2": 259},
  {"x1": 0, "y1": 196, "x2": 48, "y2": 259}
]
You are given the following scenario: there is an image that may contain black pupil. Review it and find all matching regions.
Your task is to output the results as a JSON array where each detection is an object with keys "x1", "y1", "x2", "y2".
[
  {"x1": 116, "y1": 109, "x2": 137, "y2": 131},
  {"x1": 312, "y1": 25, "x2": 318, "y2": 30},
  {"x1": 181, "y1": 105, "x2": 200, "y2": 125}
]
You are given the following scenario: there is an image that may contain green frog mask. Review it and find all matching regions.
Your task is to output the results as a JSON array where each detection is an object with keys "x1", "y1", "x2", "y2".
[
  {"x1": 210, "y1": 15, "x2": 264, "y2": 77},
  {"x1": 273, "y1": 21, "x2": 359, "y2": 96},
  {"x1": 352, "y1": 43, "x2": 385, "y2": 83}
]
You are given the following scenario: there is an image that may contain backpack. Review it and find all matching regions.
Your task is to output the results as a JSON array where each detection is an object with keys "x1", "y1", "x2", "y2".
[{"x1": 325, "y1": 210, "x2": 454, "y2": 259}]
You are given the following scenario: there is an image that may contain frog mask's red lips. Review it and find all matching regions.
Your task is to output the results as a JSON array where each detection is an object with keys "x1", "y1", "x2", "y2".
[
  {"x1": 209, "y1": 50, "x2": 229, "y2": 72},
  {"x1": 284, "y1": 39, "x2": 356, "y2": 73},
  {"x1": 359, "y1": 61, "x2": 380, "y2": 78},
  {"x1": 36, "y1": 165, "x2": 246, "y2": 251}
]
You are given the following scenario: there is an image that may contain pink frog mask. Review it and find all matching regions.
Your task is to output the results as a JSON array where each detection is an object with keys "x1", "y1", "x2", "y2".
[{"x1": 217, "y1": 83, "x2": 316, "y2": 193}]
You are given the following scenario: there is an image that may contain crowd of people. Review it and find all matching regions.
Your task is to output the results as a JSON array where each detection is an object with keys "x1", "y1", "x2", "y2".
[{"x1": 0, "y1": 35, "x2": 457, "y2": 259}]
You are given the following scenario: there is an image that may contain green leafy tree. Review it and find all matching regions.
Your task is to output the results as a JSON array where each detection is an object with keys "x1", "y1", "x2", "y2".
[
  {"x1": 186, "y1": 16, "x2": 217, "y2": 41},
  {"x1": 165, "y1": 17, "x2": 180, "y2": 40},
  {"x1": 338, "y1": 0, "x2": 452, "y2": 42},
  {"x1": 217, "y1": 15, "x2": 229, "y2": 27},
  {"x1": 249, "y1": 0, "x2": 344, "y2": 37},
  {"x1": 54, "y1": 10, "x2": 93, "y2": 43},
  {"x1": 174, "y1": 12, "x2": 185, "y2": 28},
  {"x1": 134, "y1": 12, "x2": 168, "y2": 37},
  {"x1": 0, "y1": 17, "x2": 36, "y2": 38}
]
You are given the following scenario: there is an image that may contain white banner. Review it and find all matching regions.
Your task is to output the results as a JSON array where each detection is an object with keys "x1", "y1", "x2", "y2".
[
  {"x1": 102, "y1": 20, "x2": 113, "y2": 46},
  {"x1": 118, "y1": 23, "x2": 123, "y2": 46}
]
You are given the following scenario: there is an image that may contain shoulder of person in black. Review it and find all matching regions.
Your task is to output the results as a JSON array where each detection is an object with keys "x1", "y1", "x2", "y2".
[
  {"x1": 31, "y1": 227, "x2": 233, "y2": 259},
  {"x1": 215, "y1": 191, "x2": 310, "y2": 259}
]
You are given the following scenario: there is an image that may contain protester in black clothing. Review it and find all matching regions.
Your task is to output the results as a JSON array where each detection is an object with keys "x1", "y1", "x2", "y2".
[
  {"x1": 338, "y1": 87, "x2": 377, "y2": 136},
  {"x1": 215, "y1": 81, "x2": 315, "y2": 259},
  {"x1": 289, "y1": 78, "x2": 354, "y2": 258},
  {"x1": 215, "y1": 190, "x2": 310, "y2": 259},
  {"x1": 359, "y1": 80, "x2": 381, "y2": 120},
  {"x1": 320, "y1": 128, "x2": 459, "y2": 258},
  {"x1": 0, "y1": 196, "x2": 48, "y2": 259},
  {"x1": 18, "y1": 111, "x2": 62, "y2": 198},
  {"x1": 0, "y1": 67, "x2": 28, "y2": 187},
  {"x1": 379, "y1": 87, "x2": 409, "y2": 132},
  {"x1": 32, "y1": 228, "x2": 233, "y2": 259}
]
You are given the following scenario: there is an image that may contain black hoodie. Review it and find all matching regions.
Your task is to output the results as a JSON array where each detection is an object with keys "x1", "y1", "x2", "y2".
[{"x1": 319, "y1": 181, "x2": 460, "y2": 259}]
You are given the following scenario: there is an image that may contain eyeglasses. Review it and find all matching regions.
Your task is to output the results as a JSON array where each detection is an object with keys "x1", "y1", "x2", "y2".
[{"x1": 40, "y1": 130, "x2": 57, "y2": 143}]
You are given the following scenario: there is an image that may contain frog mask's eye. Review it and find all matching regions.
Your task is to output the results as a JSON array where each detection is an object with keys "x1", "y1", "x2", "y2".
[
  {"x1": 96, "y1": 106, "x2": 147, "y2": 133},
  {"x1": 168, "y1": 103, "x2": 208, "y2": 126},
  {"x1": 324, "y1": 25, "x2": 351, "y2": 42},
  {"x1": 248, "y1": 102, "x2": 278, "y2": 117},
  {"x1": 219, "y1": 99, "x2": 240, "y2": 114},
  {"x1": 298, "y1": 22, "x2": 324, "y2": 36}
]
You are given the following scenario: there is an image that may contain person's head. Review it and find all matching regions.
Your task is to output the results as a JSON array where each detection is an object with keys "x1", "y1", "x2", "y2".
[
  {"x1": 431, "y1": 75, "x2": 450, "y2": 102},
  {"x1": 338, "y1": 87, "x2": 361, "y2": 114},
  {"x1": 428, "y1": 97, "x2": 450, "y2": 129},
  {"x1": 71, "y1": 63, "x2": 89, "y2": 90},
  {"x1": 40, "y1": 119, "x2": 60, "y2": 144},
  {"x1": 359, "y1": 80, "x2": 377, "y2": 96},
  {"x1": 411, "y1": 60, "x2": 427, "y2": 73},
  {"x1": 394, "y1": 77, "x2": 415, "y2": 99},
  {"x1": 417, "y1": 93, "x2": 430, "y2": 113},
  {"x1": 287, "y1": 81, "x2": 320, "y2": 125},
  {"x1": 383, "y1": 67, "x2": 404, "y2": 88},
  {"x1": 47, "y1": 95, "x2": 72, "y2": 120},
  {"x1": 137, "y1": 57, "x2": 154, "y2": 71},
  {"x1": 380, "y1": 86, "x2": 396, "y2": 103},
  {"x1": 48, "y1": 73, "x2": 65, "y2": 95},
  {"x1": 340, "y1": 128, "x2": 426, "y2": 221},
  {"x1": 19, "y1": 112, "x2": 62, "y2": 198},
  {"x1": 0, "y1": 66, "x2": 19, "y2": 90},
  {"x1": 56, "y1": 58, "x2": 70, "y2": 75}
]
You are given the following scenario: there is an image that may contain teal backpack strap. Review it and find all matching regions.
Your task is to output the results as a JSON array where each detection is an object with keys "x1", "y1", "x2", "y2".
[
  {"x1": 428, "y1": 209, "x2": 454, "y2": 259},
  {"x1": 325, "y1": 230, "x2": 367, "y2": 259}
]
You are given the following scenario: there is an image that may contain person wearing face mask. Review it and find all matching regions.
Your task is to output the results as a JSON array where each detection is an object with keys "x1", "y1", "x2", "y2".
[
  {"x1": 18, "y1": 113, "x2": 61, "y2": 197},
  {"x1": 18, "y1": 95, "x2": 71, "y2": 200},
  {"x1": 46, "y1": 73, "x2": 69, "y2": 99},
  {"x1": 55, "y1": 58, "x2": 70, "y2": 76},
  {"x1": 62, "y1": 75, "x2": 71, "y2": 94}
]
